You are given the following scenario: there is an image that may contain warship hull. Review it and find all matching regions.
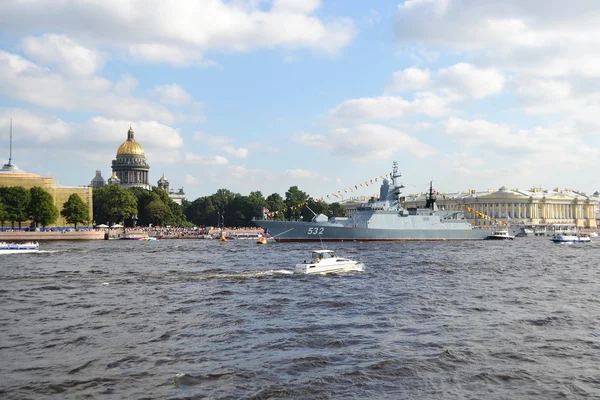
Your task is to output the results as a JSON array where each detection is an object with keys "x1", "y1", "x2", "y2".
[
  {"x1": 254, "y1": 219, "x2": 490, "y2": 242},
  {"x1": 257, "y1": 162, "x2": 492, "y2": 242}
]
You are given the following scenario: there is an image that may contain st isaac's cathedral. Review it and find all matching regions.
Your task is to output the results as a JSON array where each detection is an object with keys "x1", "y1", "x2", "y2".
[{"x1": 91, "y1": 126, "x2": 185, "y2": 204}]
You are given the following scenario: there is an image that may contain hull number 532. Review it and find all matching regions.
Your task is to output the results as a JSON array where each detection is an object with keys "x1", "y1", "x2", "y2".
[{"x1": 307, "y1": 227, "x2": 324, "y2": 235}]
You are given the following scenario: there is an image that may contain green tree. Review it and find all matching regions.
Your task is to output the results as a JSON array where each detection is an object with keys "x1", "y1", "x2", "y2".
[
  {"x1": 328, "y1": 202, "x2": 347, "y2": 217},
  {"x1": 61, "y1": 193, "x2": 90, "y2": 229},
  {"x1": 184, "y1": 196, "x2": 217, "y2": 227},
  {"x1": 0, "y1": 199, "x2": 8, "y2": 228},
  {"x1": 146, "y1": 200, "x2": 173, "y2": 227},
  {"x1": 29, "y1": 187, "x2": 59, "y2": 227},
  {"x1": 92, "y1": 185, "x2": 137, "y2": 226},
  {"x1": 129, "y1": 187, "x2": 159, "y2": 226},
  {"x1": 265, "y1": 193, "x2": 286, "y2": 221},
  {"x1": 211, "y1": 189, "x2": 236, "y2": 227},
  {"x1": 285, "y1": 186, "x2": 308, "y2": 220},
  {"x1": 2, "y1": 186, "x2": 30, "y2": 229}
]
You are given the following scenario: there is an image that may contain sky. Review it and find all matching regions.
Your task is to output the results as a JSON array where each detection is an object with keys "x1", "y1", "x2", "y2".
[{"x1": 1, "y1": 0, "x2": 600, "y2": 202}]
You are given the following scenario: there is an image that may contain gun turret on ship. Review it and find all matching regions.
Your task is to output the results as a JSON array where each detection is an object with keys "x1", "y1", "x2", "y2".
[{"x1": 253, "y1": 162, "x2": 490, "y2": 242}]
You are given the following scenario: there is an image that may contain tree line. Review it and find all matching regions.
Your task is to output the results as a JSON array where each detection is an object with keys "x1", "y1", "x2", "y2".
[
  {"x1": 0, "y1": 186, "x2": 89, "y2": 229},
  {"x1": 0, "y1": 184, "x2": 348, "y2": 229}
]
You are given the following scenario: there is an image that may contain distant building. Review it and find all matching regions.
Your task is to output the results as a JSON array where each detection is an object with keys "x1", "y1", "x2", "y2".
[
  {"x1": 157, "y1": 173, "x2": 186, "y2": 205},
  {"x1": 111, "y1": 126, "x2": 150, "y2": 190},
  {"x1": 90, "y1": 170, "x2": 105, "y2": 188},
  {"x1": 405, "y1": 186, "x2": 598, "y2": 229},
  {"x1": 1, "y1": 140, "x2": 93, "y2": 227}
]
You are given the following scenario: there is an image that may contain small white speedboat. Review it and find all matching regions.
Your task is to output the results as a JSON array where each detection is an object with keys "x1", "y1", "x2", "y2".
[
  {"x1": 295, "y1": 250, "x2": 364, "y2": 274},
  {"x1": 0, "y1": 241, "x2": 40, "y2": 254},
  {"x1": 551, "y1": 234, "x2": 591, "y2": 243},
  {"x1": 484, "y1": 229, "x2": 514, "y2": 240}
]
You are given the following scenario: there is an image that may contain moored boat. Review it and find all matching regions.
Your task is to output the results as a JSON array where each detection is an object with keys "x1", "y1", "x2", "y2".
[
  {"x1": 484, "y1": 229, "x2": 515, "y2": 240},
  {"x1": 0, "y1": 241, "x2": 40, "y2": 254},
  {"x1": 551, "y1": 234, "x2": 591, "y2": 243},
  {"x1": 295, "y1": 250, "x2": 364, "y2": 274}
]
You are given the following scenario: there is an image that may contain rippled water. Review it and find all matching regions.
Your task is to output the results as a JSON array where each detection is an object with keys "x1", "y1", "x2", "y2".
[{"x1": 1, "y1": 238, "x2": 600, "y2": 399}]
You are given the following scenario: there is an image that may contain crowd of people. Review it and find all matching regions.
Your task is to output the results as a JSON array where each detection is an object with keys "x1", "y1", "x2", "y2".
[{"x1": 115, "y1": 226, "x2": 265, "y2": 239}]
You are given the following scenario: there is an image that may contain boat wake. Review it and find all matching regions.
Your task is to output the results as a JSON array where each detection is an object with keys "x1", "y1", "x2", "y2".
[{"x1": 192, "y1": 269, "x2": 295, "y2": 280}]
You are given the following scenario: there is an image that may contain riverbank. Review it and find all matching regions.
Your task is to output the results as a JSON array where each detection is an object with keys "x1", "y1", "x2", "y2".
[
  {"x1": 0, "y1": 230, "x2": 105, "y2": 241},
  {"x1": 0, "y1": 227, "x2": 265, "y2": 241}
]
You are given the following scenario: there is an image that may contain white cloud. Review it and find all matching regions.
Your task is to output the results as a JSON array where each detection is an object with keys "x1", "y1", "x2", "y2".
[
  {"x1": 223, "y1": 146, "x2": 248, "y2": 158},
  {"x1": 387, "y1": 67, "x2": 431, "y2": 92},
  {"x1": 293, "y1": 124, "x2": 437, "y2": 161},
  {"x1": 193, "y1": 131, "x2": 232, "y2": 146},
  {"x1": 436, "y1": 62, "x2": 504, "y2": 99},
  {"x1": 328, "y1": 94, "x2": 451, "y2": 123},
  {"x1": 284, "y1": 169, "x2": 324, "y2": 179},
  {"x1": 0, "y1": 108, "x2": 72, "y2": 142},
  {"x1": 87, "y1": 117, "x2": 184, "y2": 151},
  {"x1": 394, "y1": 0, "x2": 600, "y2": 80},
  {"x1": 0, "y1": 50, "x2": 182, "y2": 124},
  {"x1": 441, "y1": 117, "x2": 594, "y2": 162},
  {"x1": 2, "y1": 0, "x2": 357, "y2": 65},
  {"x1": 21, "y1": 34, "x2": 105, "y2": 77},
  {"x1": 149, "y1": 83, "x2": 193, "y2": 106},
  {"x1": 184, "y1": 174, "x2": 198, "y2": 185},
  {"x1": 128, "y1": 44, "x2": 210, "y2": 67},
  {"x1": 387, "y1": 63, "x2": 504, "y2": 99},
  {"x1": 183, "y1": 153, "x2": 229, "y2": 165}
]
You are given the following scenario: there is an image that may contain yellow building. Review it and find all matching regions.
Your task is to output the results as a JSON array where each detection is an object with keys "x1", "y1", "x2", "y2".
[
  {"x1": 405, "y1": 186, "x2": 598, "y2": 229},
  {"x1": 0, "y1": 162, "x2": 93, "y2": 228}
]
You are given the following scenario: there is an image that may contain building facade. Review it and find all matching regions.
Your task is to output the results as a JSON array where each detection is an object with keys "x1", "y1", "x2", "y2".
[
  {"x1": 404, "y1": 186, "x2": 598, "y2": 229},
  {"x1": 1, "y1": 162, "x2": 93, "y2": 228}
]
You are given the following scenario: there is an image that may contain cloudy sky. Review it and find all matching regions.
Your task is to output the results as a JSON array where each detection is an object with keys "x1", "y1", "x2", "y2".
[{"x1": 1, "y1": 0, "x2": 599, "y2": 201}]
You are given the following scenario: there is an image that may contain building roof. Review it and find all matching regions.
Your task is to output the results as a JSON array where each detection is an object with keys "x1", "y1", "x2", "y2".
[{"x1": 116, "y1": 127, "x2": 145, "y2": 156}]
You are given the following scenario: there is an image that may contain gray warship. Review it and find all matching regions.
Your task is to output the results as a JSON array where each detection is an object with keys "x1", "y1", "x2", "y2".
[{"x1": 254, "y1": 162, "x2": 491, "y2": 242}]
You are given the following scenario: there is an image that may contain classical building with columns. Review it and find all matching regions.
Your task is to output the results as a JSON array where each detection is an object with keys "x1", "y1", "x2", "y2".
[
  {"x1": 111, "y1": 126, "x2": 151, "y2": 190},
  {"x1": 404, "y1": 186, "x2": 599, "y2": 229}
]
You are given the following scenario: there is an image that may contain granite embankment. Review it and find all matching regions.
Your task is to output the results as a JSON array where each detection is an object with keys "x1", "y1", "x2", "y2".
[
  {"x1": 0, "y1": 227, "x2": 265, "y2": 241},
  {"x1": 0, "y1": 230, "x2": 105, "y2": 241}
]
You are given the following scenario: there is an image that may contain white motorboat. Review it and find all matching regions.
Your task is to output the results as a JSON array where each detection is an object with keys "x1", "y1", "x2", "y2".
[
  {"x1": 551, "y1": 234, "x2": 591, "y2": 243},
  {"x1": 0, "y1": 241, "x2": 40, "y2": 254},
  {"x1": 295, "y1": 250, "x2": 364, "y2": 274},
  {"x1": 484, "y1": 229, "x2": 514, "y2": 240}
]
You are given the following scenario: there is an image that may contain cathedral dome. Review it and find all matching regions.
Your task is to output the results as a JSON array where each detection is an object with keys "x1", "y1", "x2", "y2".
[{"x1": 116, "y1": 127, "x2": 145, "y2": 156}]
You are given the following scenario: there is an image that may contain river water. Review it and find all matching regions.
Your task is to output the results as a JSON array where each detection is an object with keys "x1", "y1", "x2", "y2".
[{"x1": 1, "y1": 238, "x2": 599, "y2": 399}]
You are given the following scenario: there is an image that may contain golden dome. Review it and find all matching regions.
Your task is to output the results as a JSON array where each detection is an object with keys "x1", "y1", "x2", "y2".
[
  {"x1": 116, "y1": 126, "x2": 145, "y2": 156},
  {"x1": 117, "y1": 140, "x2": 145, "y2": 156}
]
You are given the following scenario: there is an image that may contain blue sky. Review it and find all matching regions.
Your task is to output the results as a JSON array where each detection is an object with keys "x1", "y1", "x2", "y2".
[{"x1": 1, "y1": 0, "x2": 600, "y2": 201}]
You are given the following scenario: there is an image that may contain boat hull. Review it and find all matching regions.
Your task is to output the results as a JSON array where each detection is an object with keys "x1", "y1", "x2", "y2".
[
  {"x1": 295, "y1": 260, "x2": 363, "y2": 274},
  {"x1": 551, "y1": 235, "x2": 591, "y2": 243},
  {"x1": 0, "y1": 243, "x2": 40, "y2": 254},
  {"x1": 254, "y1": 220, "x2": 490, "y2": 242}
]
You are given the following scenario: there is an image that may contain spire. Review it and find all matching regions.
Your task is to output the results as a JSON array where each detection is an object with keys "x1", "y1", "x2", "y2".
[
  {"x1": 2, "y1": 118, "x2": 19, "y2": 172},
  {"x1": 8, "y1": 118, "x2": 12, "y2": 165}
]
